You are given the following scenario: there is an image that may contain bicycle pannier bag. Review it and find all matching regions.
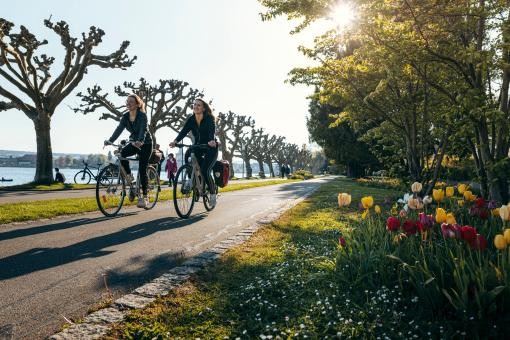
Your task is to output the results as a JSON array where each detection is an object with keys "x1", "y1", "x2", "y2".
[{"x1": 213, "y1": 160, "x2": 229, "y2": 188}]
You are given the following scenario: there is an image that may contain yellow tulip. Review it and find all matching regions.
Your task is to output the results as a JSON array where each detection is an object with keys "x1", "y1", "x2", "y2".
[
  {"x1": 433, "y1": 189, "x2": 444, "y2": 202},
  {"x1": 337, "y1": 193, "x2": 352, "y2": 207},
  {"x1": 500, "y1": 205, "x2": 510, "y2": 222},
  {"x1": 435, "y1": 208, "x2": 447, "y2": 224},
  {"x1": 457, "y1": 183, "x2": 467, "y2": 194},
  {"x1": 374, "y1": 205, "x2": 381, "y2": 214},
  {"x1": 492, "y1": 208, "x2": 500, "y2": 217},
  {"x1": 446, "y1": 213, "x2": 456, "y2": 225},
  {"x1": 361, "y1": 196, "x2": 374, "y2": 209},
  {"x1": 458, "y1": 200, "x2": 465, "y2": 207},
  {"x1": 494, "y1": 235, "x2": 507, "y2": 250},
  {"x1": 463, "y1": 190, "x2": 476, "y2": 202},
  {"x1": 361, "y1": 209, "x2": 370, "y2": 220},
  {"x1": 411, "y1": 182, "x2": 422, "y2": 193},
  {"x1": 445, "y1": 186, "x2": 454, "y2": 197},
  {"x1": 504, "y1": 229, "x2": 510, "y2": 244}
]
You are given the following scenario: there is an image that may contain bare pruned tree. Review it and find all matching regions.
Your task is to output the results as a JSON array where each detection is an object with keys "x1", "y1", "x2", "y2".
[
  {"x1": 0, "y1": 18, "x2": 135, "y2": 183},
  {"x1": 262, "y1": 134, "x2": 285, "y2": 177},
  {"x1": 249, "y1": 128, "x2": 268, "y2": 178},
  {"x1": 236, "y1": 128, "x2": 260, "y2": 178},
  {"x1": 74, "y1": 78, "x2": 202, "y2": 144},
  {"x1": 216, "y1": 111, "x2": 254, "y2": 178},
  {"x1": 296, "y1": 144, "x2": 313, "y2": 171}
]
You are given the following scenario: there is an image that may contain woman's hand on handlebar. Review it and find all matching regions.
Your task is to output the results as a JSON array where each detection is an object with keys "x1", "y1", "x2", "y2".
[
  {"x1": 208, "y1": 140, "x2": 217, "y2": 148},
  {"x1": 169, "y1": 140, "x2": 176, "y2": 148},
  {"x1": 104, "y1": 140, "x2": 112, "y2": 147}
]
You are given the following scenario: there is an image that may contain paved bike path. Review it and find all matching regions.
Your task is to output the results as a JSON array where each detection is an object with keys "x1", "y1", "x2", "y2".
[
  {"x1": 0, "y1": 178, "x2": 288, "y2": 204},
  {"x1": 0, "y1": 177, "x2": 331, "y2": 339}
]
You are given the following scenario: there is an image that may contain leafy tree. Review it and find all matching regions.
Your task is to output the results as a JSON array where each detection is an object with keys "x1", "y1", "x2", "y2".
[{"x1": 307, "y1": 93, "x2": 378, "y2": 177}]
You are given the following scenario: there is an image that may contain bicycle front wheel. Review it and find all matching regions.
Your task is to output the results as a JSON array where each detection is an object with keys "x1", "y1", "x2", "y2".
[
  {"x1": 145, "y1": 166, "x2": 160, "y2": 210},
  {"x1": 74, "y1": 170, "x2": 91, "y2": 184},
  {"x1": 173, "y1": 164, "x2": 195, "y2": 219},
  {"x1": 96, "y1": 164, "x2": 125, "y2": 217}
]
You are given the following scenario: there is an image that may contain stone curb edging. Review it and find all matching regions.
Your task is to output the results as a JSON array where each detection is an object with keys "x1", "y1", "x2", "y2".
[{"x1": 49, "y1": 185, "x2": 320, "y2": 340}]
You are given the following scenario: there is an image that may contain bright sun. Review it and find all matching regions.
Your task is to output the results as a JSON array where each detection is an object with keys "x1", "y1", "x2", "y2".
[{"x1": 330, "y1": 2, "x2": 356, "y2": 30}]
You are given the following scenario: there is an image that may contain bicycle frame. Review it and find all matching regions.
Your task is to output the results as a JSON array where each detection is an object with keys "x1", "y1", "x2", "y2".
[
  {"x1": 82, "y1": 162, "x2": 103, "y2": 180},
  {"x1": 190, "y1": 150, "x2": 206, "y2": 196},
  {"x1": 108, "y1": 144, "x2": 142, "y2": 198}
]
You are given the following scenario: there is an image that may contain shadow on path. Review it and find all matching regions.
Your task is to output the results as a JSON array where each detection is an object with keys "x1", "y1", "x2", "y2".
[
  {"x1": 0, "y1": 212, "x2": 137, "y2": 242},
  {"x1": 0, "y1": 214, "x2": 205, "y2": 281}
]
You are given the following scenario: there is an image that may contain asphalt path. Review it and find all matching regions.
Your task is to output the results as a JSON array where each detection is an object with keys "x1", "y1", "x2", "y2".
[
  {"x1": 0, "y1": 178, "x2": 288, "y2": 204},
  {"x1": 0, "y1": 177, "x2": 330, "y2": 339}
]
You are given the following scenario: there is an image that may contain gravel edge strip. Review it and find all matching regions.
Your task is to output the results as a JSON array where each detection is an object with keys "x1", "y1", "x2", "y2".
[{"x1": 49, "y1": 185, "x2": 320, "y2": 340}]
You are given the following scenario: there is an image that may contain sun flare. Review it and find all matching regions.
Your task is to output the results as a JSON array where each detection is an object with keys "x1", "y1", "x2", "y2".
[{"x1": 330, "y1": 2, "x2": 356, "y2": 30}]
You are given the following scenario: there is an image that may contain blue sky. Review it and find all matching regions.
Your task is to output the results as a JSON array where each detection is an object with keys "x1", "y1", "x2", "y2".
[{"x1": 0, "y1": 0, "x2": 332, "y2": 155}]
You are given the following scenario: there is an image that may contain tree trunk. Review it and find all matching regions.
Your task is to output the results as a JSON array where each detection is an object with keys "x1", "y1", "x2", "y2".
[
  {"x1": 33, "y1": 114, "x2": 54, "y2": 184},
  {"x1": 225, "y1": 154, "x2": 234, "y2": 178},
  {"x1": 257, "y1": 159, "x2": 265, "y2": 178},
  {"x1": 268, "y1": 162, "x2": 275, "y2": 177},
  {"x1": 477, "y1": 121, "x2": 503, "y2": 201},
  {"x1": 243, "y1": 157, "x2": 252, "y2": 178}
]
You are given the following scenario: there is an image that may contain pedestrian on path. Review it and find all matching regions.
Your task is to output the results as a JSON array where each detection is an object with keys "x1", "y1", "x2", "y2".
[{"x1": 165, "y1": 153, "x2": 177, "y2": 186}]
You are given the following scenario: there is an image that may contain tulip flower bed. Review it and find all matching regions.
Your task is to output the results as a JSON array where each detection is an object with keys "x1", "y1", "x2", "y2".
[{"x1": 107, "y1": 178, "x2": 509, "y2": 339}]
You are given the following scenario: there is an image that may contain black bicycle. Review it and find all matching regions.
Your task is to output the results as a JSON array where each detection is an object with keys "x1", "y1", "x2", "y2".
[
  {"x1": 172, "y1": 143, "x2": 217, "y2": 219},
  {"x1": 74, "y1": 161, "x2": 103, "y2": 185}
]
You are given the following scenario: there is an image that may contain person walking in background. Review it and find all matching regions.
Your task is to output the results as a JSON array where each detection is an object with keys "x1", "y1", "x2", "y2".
[
  {"x1": 152, "y1": 143, "x2": 165, "y2": 177},
  {"x1": 165, "y1": 153, "x2": 177, "y2": 186},
  {"x1": 54, "y1": 168, "x2": 66, "y2": 183}
]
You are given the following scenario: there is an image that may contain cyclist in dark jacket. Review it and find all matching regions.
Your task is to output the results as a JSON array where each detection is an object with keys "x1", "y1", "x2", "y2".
[
  {"x1": 169, "y1": 98, "x2": 218, "y2": 202},
  {"x1": 104, "y1": 94, "x2": 153, "y2": 208}
]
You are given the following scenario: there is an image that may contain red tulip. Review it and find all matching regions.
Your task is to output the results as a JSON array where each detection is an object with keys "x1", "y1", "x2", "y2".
[
  {"x1": 460, "y1": 225, "x2": 477, "y2": 244},
  {"x1": 441, "y1": 223, "x2": 461, "y2": 239},
  {"x1": 402, "y1": 220, "x2": 418, "y2": 235},
  {"x1": 471, "y1": 234, "x2": 487, "y2": 250},
  {"x1": 475, "y1": 197, "x2": 486, "y2": 209},
  {"x1": 339, "y1": 236, "x2": 346, "y2": 247},
  {"x1": 386, "y1": 216, "x2": 400, "y2": 232}
]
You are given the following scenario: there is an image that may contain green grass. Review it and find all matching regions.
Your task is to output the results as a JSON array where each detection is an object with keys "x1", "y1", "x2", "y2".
[
  {"x1": 106, "y1": 177, "x2": 410, "y2": 339},
  {"x1": 107, "y1": 177, "x2": 510, "y2": 339},
  {"x1": 0, "y1": 179, "x2": 300, "y2": 225},
  {"x1": 0, "y1": 182, "x2": 95, "y2": 191}
]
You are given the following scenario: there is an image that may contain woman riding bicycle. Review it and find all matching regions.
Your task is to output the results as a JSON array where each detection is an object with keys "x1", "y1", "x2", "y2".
[
  {"x1": 169, "y1": 98, "x2": 218, "y2": 204},
  {"x1": 104, "y1": 94, "x2": 153, "y2": 208}
]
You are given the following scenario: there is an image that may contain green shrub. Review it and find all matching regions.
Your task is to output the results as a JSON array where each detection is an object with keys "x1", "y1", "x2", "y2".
[{"x1": 290, "y1": 169, "x2": 314, "y2": 180}]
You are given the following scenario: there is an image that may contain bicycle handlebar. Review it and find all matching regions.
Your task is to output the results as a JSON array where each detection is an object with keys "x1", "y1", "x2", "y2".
[{"x1": 174, "y1": 143, "x2": 209, "y2": 150}]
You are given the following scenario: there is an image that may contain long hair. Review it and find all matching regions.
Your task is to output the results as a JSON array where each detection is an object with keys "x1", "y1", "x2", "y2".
[
  {"x1": 196, "y1": 98, "x2": 215, "y2": 120},
  {"x1": 128, "y1": 94, "x2": 146, "y2": 112}
]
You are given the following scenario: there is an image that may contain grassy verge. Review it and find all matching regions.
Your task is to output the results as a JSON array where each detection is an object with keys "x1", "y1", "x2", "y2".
[
  {"x1": 107, "y1": 176, "x2": 510, "y2": 339},
  {"x1": 0, "y1": 179, "x2": 300, "y2": 225},
  {"x1": 0, "y1": 182, "x2": 96, "y2": 191},
  {"x1": 106, "y1": 178, "x2": 408, "y2": 339}
]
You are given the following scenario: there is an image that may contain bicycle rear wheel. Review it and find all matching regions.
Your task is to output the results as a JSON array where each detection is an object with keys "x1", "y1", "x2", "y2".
[
  {"x1": 145, "y1": 166, "x2": 160, "y2": 210},
  {"x1": 96, "y1": 164, "x2": 125, "y2": 217},
  {"x1": 173, "y1": 164, "x2": 195, "y2": 219},
  {"x1": 74, "y1": 170, "x2": 91, "y2": 185}
]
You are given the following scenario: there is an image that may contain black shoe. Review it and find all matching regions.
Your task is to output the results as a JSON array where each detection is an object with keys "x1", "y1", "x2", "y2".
[{"x1": 128, "y1": 188, "x2": 135, "y2": 202}]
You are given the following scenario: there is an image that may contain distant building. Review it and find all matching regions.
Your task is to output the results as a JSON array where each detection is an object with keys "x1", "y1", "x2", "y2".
[
  {"x1": 16, "y1": 154, "x2": 37, "y2": 167},
  {"x1": 0, "y1": 156, "x2": 17, "y2": 167}
]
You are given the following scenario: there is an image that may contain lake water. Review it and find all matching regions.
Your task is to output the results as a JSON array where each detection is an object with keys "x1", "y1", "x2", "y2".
[{"x1": 0, "y1": 167, "x2": 246, "y2": 187}]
